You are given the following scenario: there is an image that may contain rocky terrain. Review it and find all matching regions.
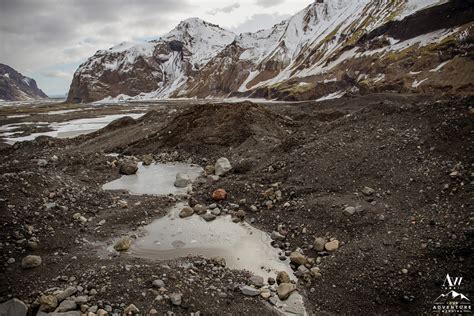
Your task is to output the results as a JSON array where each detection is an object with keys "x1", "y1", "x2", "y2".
[
  {"x1": 0, "y1": 64, "x2": 48, "y2": 101},
  {"x1": 0, "y1": 93, "x2": 472, "y2": 315},
  {"x1": 67, "y1": 0, "x2": 473, "y2": 103}
]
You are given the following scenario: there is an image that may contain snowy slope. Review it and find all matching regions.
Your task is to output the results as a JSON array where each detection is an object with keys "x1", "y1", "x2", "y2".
[{"x1": 68, "y1": 0, "x2": 469, "y2": 103}]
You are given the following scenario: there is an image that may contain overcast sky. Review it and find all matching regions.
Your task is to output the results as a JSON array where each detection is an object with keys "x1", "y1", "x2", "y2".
[{"x1": 0, "y1": 0, "x2": 313, "y2": 96}]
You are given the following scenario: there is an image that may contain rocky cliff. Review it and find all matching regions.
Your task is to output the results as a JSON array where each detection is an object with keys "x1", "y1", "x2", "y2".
[
  {"x1": 0, "y1": 64, "x2": 48, "y2": 101},
  {"x1": 67, "y1": 0, "x2": 474, "y2": 103}
]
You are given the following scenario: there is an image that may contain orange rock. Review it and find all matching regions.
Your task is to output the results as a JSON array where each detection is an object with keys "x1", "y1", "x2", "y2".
[{"x1": 212, "y1": 189, "x2": 227, "y2": 201}]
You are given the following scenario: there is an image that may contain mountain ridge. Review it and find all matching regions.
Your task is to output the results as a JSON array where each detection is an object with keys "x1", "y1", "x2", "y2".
[
  {"x1": 0, "y1": 63, "x2": 48, "y2": 101},
  {"x1": 67, "y1": 0, "x2": 474, "y2": 103}
]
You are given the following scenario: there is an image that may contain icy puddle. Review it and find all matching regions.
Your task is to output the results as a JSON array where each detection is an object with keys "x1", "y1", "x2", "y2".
[
  {"x1": 102, "y1": 163, "x2": 203, "y2": 195},
  {"x1": 3, "y1": 113, "x2": 144, "y2": 144},
  {"x1": 102, "y1": 162, "x2": 306, "y2": 315},
  {"x1": 131, "y1": 202, "x2": 295, "y2": 280}
]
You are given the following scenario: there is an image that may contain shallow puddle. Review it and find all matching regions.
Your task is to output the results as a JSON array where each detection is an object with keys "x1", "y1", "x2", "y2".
[
  {"x1": 131, "y1": 202, "x2": 295, "y2": 281},
  {"x1": 102, "y1": 163, "x2": 203, "y2": 195},
  {"x1": 102, "y1": 162, "x2": 306, "y2": 315}
]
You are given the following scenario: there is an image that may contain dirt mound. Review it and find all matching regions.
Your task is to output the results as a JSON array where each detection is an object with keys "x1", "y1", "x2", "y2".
[{"x1": 124, "y1": 102, "x2": 292, "y2": 158}]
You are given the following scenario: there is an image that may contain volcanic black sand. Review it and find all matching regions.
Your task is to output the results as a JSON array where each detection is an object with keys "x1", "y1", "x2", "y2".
[{"x1": 0, "y1": 93, "x2": 472, "y2": 315}]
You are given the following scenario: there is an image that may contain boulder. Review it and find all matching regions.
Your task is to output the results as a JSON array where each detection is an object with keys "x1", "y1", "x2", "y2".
[
  {"x1": 174, "y1": 173, "x2": 191, "y2": 188},
  {"x1": 289, "y1": 252, "x2": 307, "y2": 266},
  {"x1": 325, "y1": 240, "x2": 340, "y2": 252},
  {"x1": 21, "y1": 255, "x2": 42, "y2": 269},
  {"x1": 114, "y1": 236, "x2": 131, "y2": 251},
  {"x1": 276, "y1": 271, "x2": 291, "y2": 285},
  {"x1": 56, "y1": 299, "x2": 77, "y2": 312},
  {"x1": 119, "y1": 161, "x2": 138, "y2": 175},
  {"x1": 0, "y1": 298, "x2": 27, "y2": 316},
  {"x1": 39, "y1": 295, "x2": 58, "y2": 312},
  {"x1": 313, "y1": 237, "x2": 326, "y2": 252},
  {"x1": 240, "y1": 285, "x2": 260, "y2": 296},
  {"x1": 212, "y1": 189, "x2": 227, "y2": 201},
  {"x1": 179, "y1": 207, "x2": 194, "y2": 218},
  {"x1": 215, "y1": 158, "x2": 232, "y2": 176},
  {"x1": 249, "y1": 275, "x2": 264, "y2": 287},
  {"x1": 277, "y1": 283, "x2": 296, "y2": 300}
]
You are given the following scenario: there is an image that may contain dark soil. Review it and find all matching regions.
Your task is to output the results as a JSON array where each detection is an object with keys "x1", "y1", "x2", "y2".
[{"x1": 0, "y1": 93, "x2": 472, "y2": 315}]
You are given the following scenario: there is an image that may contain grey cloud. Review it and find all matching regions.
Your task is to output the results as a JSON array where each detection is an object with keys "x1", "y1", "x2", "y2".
[
  {"x1": 41, "y1": 70, "x2": 73, "y2": 79},
  {"x1": 207, "y1": 3, "x2": 240, "y2": 15},
  {"x1": 0, "y1": 0, "x2": 193, "y2": 72},
  {"x1": 255, "y1": 0, "x2": 285, "y2": 8},
  {"x1": 231, "y1": 13, "x2": 290, "y2": 34}
]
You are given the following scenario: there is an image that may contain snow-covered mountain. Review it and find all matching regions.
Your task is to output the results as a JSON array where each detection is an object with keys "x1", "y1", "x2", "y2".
[
  {"x1": 0, "y1": 64, "x2": 48, "y2": 101},
  {"x1": 67, "y1": 0, "x2": 474, "y2": 103}
]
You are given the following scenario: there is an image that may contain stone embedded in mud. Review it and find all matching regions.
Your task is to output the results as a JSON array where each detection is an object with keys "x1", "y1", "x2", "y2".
[
  {"x1": 56, "y1": 299, "x2": 77, "y2": 312},
  {"x1": 37, "y1": 159, "x2": 48, "y2": 167},
  {"x1": 142, "y1": 154, "x2": 154, "y2": 166},
  {"x1": 361, "y1": 186, "x2": 375, "y2": 196},
  {"x1": 119, "y1": 161, "x2": 138, "y2": 175},
  {"x1": 211, "y1": 256, "x2": 226, "y2": 267},
  {"x1": 271, "y1": 231, "x2": 286, "y2": 241},
  {"x1": 215, "y1": 157, "x2": 232, "y2": 176},
  {"x1": 343, "y1": 206, "x2": 356, "y2": 216},
  {"x1": 240, "y1": 285, "x2": 260, "y2": 296},
  {"x1": 124, "y1": 304, "x2": 139, "y2": 314},
  {"x1": 277, "y1": 283, "x2": 296, "y2": 300},
  {"x1": 152, "y1": 279, "x2": 165, "y2": 288},
  {"x1": 174, "y1": 173, "x2": 191, "y2": 188},
  {"x1": 325, "y1": 240, "x2": 340, "y2": 252},
  {"x1": 276, "y1": 271, "x2": 291, "y2": 285},
  {"x1": 193, "y1": 204, "x2": 207, "y2": 215},
  {"x1": 169, "y1": 293, "x2": 183, "y2": 306},
  {"x1": 313, "y1": 237, "x2": 326, "y2": 252},
  {"x1": 55, "y1": 286, "x2": 77, "y2": 303},
  {"x1": 0, "y1": 298, "x2": 27, "y2": 316},
  {"x1": 212, "y1": 189, "x2": 227, "y2": 201},
  {"x1": 249, "y1": 275, "x2": 265, "y2": 287},
  {"x1": 21, "y1": 255, "x2": 42, "y2": 269},
  {"x1": 201, "y1": 213, "x2": 217, "y2": 222},
  {"x1": 114, "y1": 236, "x2": 132, "y2": 251},
  {"x1": 289, "y1": 252, "x2": 307, "y2": 266},
  {"x1": 179, "y1": 207, "x2": 194, "y2": 218},
  {"x1": 39, "y1": 295, "x2": 58, "y2": 312}
]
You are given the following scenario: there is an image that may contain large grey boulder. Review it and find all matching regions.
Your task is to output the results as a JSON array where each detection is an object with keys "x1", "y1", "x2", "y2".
[
  {"x1": 0, "y1": 298, "x2": 27, "y2": 316},
  {"x1": 214, "y1": 158, "x2": 232, "y2": 176}
]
